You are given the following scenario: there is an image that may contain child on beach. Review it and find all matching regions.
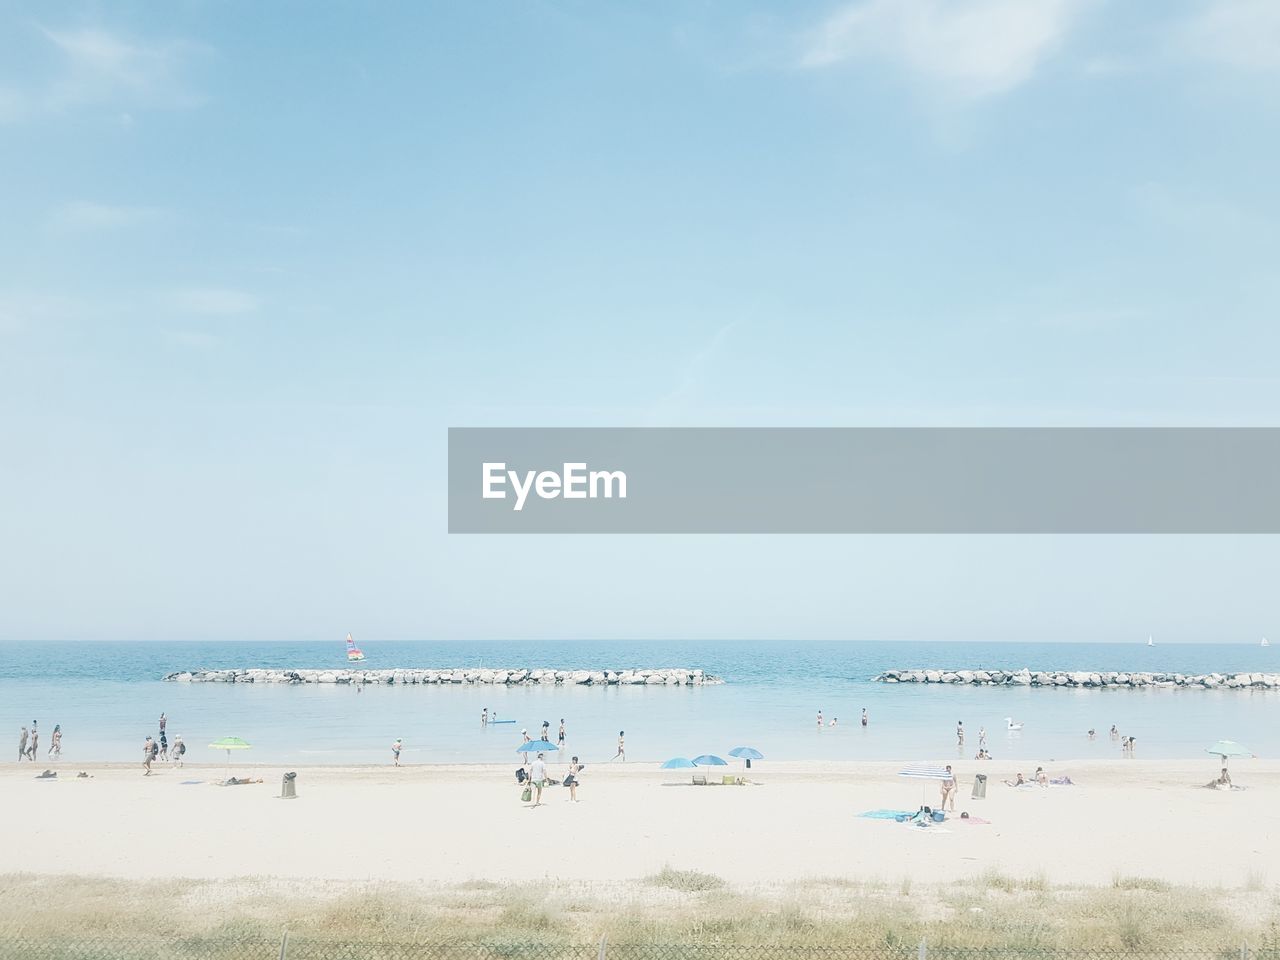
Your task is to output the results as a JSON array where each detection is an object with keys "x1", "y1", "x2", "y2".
[{"x1": 566, "y1": 756, "x2": 582, "y2": 802}]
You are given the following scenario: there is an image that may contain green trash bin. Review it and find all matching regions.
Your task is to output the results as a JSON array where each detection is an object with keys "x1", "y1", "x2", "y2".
[{"x1": 971, "y1": 773, "x2": 987, "y2": 799}]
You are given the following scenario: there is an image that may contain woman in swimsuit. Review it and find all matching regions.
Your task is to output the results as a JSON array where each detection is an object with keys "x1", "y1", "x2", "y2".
[
  {"x1": 567, "y1": 756, "x2": 582, "y2": 802},
  {"x1": 613, "y1": 731, "x2": 625, "y2": 761},
  {"x1": 940, "y1": 764, "x2": 957, "y2": 812},
  {"x1": 557, "y1": 720, "x2": 566, "y2": 747}
]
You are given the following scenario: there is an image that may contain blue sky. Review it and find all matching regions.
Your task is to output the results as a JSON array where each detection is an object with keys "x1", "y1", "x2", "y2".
[{"x1": 1, "y1": 1, "x2": 1278, "y2": 643}]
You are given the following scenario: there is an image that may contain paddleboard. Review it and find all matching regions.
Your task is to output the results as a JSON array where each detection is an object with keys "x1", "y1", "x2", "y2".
[{"x1": 489, "y1": 719, "x2": 517, "y2": 724}]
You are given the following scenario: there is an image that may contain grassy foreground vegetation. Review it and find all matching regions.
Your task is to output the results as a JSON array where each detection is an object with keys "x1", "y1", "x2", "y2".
[{"x1": 0, "y1": 871, "x2": 1277, "y2": 955}]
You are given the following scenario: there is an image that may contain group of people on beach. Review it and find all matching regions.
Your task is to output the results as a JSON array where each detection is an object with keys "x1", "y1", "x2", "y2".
[
  {"x1": 143, "y1": 712, "x2": 185, "y2": 775},
  {"x1": 516, "y1": 751, "x2": 583, "y2": 806},
  {"x1": 17, "y1": 721, "x2": 61, "y2": 761}
]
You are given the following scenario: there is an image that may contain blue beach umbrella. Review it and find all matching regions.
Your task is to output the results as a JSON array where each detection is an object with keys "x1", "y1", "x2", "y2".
[
  {"x1": 517, "y1": 740, "x2": 557, "y2": 753},
  {"x1": 661, "y1": 757, "x2": 696, "y2": 769},
  {"x1": 692, "y1": 755, "x2": 728, "y2": 767},
  {"x1": 1205, "y1": 740, "x2": 1253, "y2": 772},
  {"x1": 728, "y1": 746, "x2": 763, "y2": 769}
]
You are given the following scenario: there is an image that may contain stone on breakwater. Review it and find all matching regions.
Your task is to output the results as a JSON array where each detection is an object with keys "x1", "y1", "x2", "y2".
[
  {"x1": 872, "y1": 667, "x2": 1279, "y2": 691},
  {"x1": 164, "y1": 666, "x2": 723, "y2": 686}
]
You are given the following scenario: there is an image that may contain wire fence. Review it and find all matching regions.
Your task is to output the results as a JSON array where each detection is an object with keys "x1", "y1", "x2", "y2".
[{"x1": 0, "y1": 940, "x2": 1277, "y2": 960}]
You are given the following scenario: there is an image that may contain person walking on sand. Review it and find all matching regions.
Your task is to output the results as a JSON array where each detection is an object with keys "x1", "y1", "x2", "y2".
[
  {"x1": 172, "y1": 735, "x2": 186, "y2": 767},
  {"x1": 941, "y1": 764, "x2": 957, "y2": 812},
  {"x1": 159, "y1": 730, "x2": 168, "y2": 762},
  {"x1": 557, "y1": 719, "x2": 566, "y2": 748},
  {"x1": 529, "y1": 752, "x2": 548, "y2": 806},
  {"x1": 613, "y1": 731, "x2": 625, "y2": 761},
  {"x1": 566, "y1": 755, "x2": 582, "y2": 802},
  {"x1": 18, "y1": 726, "x2": 28, "y2": 762},
  {"x1": 392, "y1": 738, "x2": 402, "y2": 766},
  {"x1": 48, "y1": 725, "x2": 62, "y2": 761},
  {"x1": 143, "y1": 736, "x2": 154, "y2": 776},
  {"x1": 28, "y1": 722, "x2": 39, "y2": 761},
  {"x1": 861, "y1": 708, "x2": 868, "y2": 728}
]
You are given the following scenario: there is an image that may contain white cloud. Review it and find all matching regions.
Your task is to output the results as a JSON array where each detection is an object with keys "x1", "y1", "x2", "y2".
[
  {"x1": 46, "y1": 201, "x2": 164, "y2": 232},
  {"x1": 166, "y1": 288, "x2": 260, "y2": 317},
  {"x1": 2, "y1": 25, "x2": 206, "y2": 122},
  {"x1": 1179, "y1": 0, "x2": 1280, "y2": 70},
  {"x1": 800, "y1": 0, "x2": 1088, "y2": 99}
]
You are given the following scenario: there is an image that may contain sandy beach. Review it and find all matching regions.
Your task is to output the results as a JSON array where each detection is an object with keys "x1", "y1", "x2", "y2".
[{"x1": 3, "y1": 758, "x2": 1274, "y2": 888}]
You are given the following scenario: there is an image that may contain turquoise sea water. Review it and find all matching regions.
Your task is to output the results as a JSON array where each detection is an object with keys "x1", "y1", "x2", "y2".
[{"x1": 2, "y1": 641, "x2": 1276, "y2": 765}]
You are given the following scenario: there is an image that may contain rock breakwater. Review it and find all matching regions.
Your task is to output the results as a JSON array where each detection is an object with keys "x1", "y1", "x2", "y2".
[
  {"x1": 163, "y1": 667, "x2": 723, "y2": 686},
  {"x1": 875, "y1": 668, "x2": 1279, "y2": 689}
]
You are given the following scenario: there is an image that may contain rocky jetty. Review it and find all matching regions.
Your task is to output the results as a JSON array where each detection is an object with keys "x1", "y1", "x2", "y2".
[
  {"x1": 874, "y1": 668, "x2": 1280, "y2": 689},
  {"x1": 163, "y1": 667, "x2": 723, "y2": 686}
]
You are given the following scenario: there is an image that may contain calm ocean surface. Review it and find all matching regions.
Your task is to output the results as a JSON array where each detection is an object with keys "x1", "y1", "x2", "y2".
[{"x1": 3, "y1": 641, "x2": 1276, "y2": 765}]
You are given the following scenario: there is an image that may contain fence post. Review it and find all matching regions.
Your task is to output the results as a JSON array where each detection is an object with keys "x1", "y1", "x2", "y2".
[
  {"x1": 598, "y1": 933, "x2": 608, "y2": 960},
  {"x1": 918, "y1": 938, "x2": 927, "y2": 960},
  {"x1": 1242, "y1": 941, "x2": 1249, "y2": 960},
  {"x1": 278, "y1": 929, "x2": 290, "y2": 960}
]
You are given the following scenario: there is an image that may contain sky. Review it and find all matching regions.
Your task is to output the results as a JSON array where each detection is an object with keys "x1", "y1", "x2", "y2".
[{"x1": 1, "y1": 0, "x2": 1278, "y2": 643}]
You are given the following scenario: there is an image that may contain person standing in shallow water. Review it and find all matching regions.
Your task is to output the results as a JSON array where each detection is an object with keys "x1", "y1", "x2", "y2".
[
  {"x1": 613, "y1": 731, "x2": 625, "y2": 761},
  {"x1": 392, "y1": 738, "x2": 402, "y2": 766},
  {"x1": 861, "y1": 708, "x2": 868, "y2": 728},
  {"x1": 956, "y1": 721, "x2": 964, "y2": 748},
  {"x1": 557, "y1": 719, "x2": 566, "y2": 748},
  {"x1": 18, "y1": 726, "x2": 28, "y2": 762},
  {"x1": 978, "y1": 726, "x2": 987, "y2": 750},
  {"x1": 817, "y1": 710, "x2": 823, "y2": 729},
  {"x1": 48, "y1": 725, "x2": 62, "y2": 760},
  {"x1": 27, "y1": 722, "x2": 38, "y2": 761},
  {"x1": 143, "y1": 736, "x2": 154, "y2": 776}
]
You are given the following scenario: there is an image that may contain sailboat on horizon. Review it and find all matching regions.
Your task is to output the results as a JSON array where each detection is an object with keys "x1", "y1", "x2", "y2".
[
  {"x1": 1146, "y1": 635, "x2": 1154, "y2": 647},
  {"x1": 1264, "y1": 637, "x2": 1271, "y2": 648},
  {"x1": 345, "y1": 632, "x2": 365, "y2": 662}
]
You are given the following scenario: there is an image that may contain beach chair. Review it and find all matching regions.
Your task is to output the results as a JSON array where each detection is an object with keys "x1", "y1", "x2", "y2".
[
  {"x1": 722, "y1": 775, "x2": 737, "y2": 785},
  {"x1": 691, "y1": 774, "x2": 707, "y2": 786}
]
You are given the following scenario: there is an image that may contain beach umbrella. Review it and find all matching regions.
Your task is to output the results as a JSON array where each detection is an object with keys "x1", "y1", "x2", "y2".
[
  {"x1": 517, "y1": 740, "x2": 557, "y2": 753},
  {"x1": 1205, "y1": 740, "x2": 1253, "y2": 771},
  {"x1": 661, "y1": 757, "x2": 696, "y2": 769},
  {"x1": 208, "y1": 737, "x2": 251, "y2": 779},
  {"x1": 897, "y1": 762, "x2": 952, "y2": 807},
  {"x1": 728, "y1": 746, "x2": 763, "y2": 770},
  {"x1": 692, "y1": 755, "x2": 727, "y2": 767}
]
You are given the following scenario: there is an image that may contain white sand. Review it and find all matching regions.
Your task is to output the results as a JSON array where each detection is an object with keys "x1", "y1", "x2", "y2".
[{"x1": 1, "y1": 759, "x2": 1274, "y2": 887}]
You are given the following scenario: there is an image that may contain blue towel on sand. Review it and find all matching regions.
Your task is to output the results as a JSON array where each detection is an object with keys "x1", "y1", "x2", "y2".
[
  {"x1": 859, "y1": 809, "x2": 916, "y2": 820},
  {"x1": 180, "y1": 780, "x2": 204, "y2": 785}
]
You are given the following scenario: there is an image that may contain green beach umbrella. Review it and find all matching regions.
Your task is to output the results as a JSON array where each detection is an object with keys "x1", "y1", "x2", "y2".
[
  {"x1": 209, "y1": 737, "x2": 252, "y2": 779},
  {"x1": 1205, "y1": 740, "x2": 1252, "y2": 770}
]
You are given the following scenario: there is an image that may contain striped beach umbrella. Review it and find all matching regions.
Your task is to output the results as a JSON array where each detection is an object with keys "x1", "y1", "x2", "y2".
[{"x1": 898, "y1": 762, "x2": 952, "y2": 807}]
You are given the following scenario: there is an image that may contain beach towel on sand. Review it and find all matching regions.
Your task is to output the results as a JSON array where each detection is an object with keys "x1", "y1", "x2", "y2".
[{"x1": 859, "y1": 809, "x2": 916, "y2": 820}]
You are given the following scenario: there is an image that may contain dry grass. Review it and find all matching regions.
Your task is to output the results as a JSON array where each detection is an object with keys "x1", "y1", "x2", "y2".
[{"x1": 0, "y1": 872, "x2": 1276, "y2": 952}]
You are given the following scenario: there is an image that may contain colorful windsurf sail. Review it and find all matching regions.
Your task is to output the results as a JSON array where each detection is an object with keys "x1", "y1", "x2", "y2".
[{"x1": 345, "y1": 632, "x2": 365, "y2": 662}]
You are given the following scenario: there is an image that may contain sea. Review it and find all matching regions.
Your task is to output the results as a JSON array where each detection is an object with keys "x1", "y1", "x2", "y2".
[{"x1": 3, "y1": 640, "x2": 1276, "y2": 766}]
